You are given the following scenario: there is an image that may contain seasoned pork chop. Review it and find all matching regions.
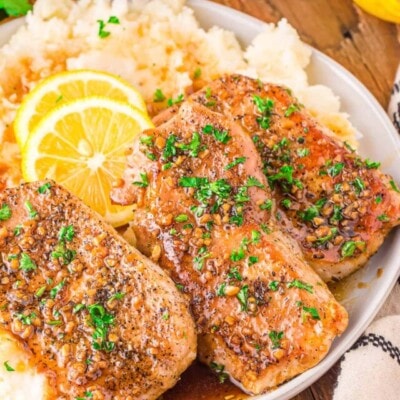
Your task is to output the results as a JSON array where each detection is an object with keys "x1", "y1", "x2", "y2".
[
  {"x1": 0, "y1": 181, "x2": 196, "y2": 399},
  {"x1": 168, "y1": 75, "x2": 400, "y2": 282},
  {"x1": 111, "y1": 102, "x2": 348, "y2": 394}
]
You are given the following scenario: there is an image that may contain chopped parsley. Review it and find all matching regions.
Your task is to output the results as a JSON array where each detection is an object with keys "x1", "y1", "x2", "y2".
[
  {"x1": 267, "y1": 165, "x2": 294, "y2": 187},
  {"x1": 268, "y1": 281, "x2": 279, "y2": 291},
  {"x1": 193, "y1": 67, "x2": 202, "y2": 79},
  {"x1": 302, "y1": 306, "x2": 320, "y2": 320},
  {"x1": 35, "y1": 285, "x2": 46, "y2": 298},
  {"x1": 375, "y1": 195, "x2": 383, "y2": 204},
  {"x1": 58, "y1": 225, "x2": 75, "y2": 242},
  {"x1": 24, "y1": 200, "x2": 38, "y2": 219},
  {"x1": 341, "y1": 240, "x2": 365, "y2": 258},
  {"x1": 234, "y1": 186, "x2": 250, "y2": 203},
  {"x1": 51, "y1": 242, "x2": 76, "y2": 265},
  {"x1": 284, "y1": 103, "x2": 300, "y2": 117},
  {"x1": 287, "y1": 279, "x2": 313, "y2": 293},
  {"x1": 377, "y1": 214, "x2": 389, "y2": 222},
  {"x1": 225, "y1": 156, "x2": 246, "y2": 170},
  {"x1": 315, "y1": 227, "x2": 338, "y2": 246},
  {"x1": 281, "y1": 198, "x2": 291, "y2": 209},
  {"x1": 227, "y1": 267, "x2": 243, "y2": 281},
  {"x1": 352, "y1": 177, "x2": 365, "y2": 195},
  {"x1": 176, "y1": 132, "x2": 202, "y2": 157},
  {"x1": 140, "y1": 135, "x2": 154, "y2": 146},
  {"x1": 253, "y1": 95, "x2": 274, "y2": 129},
  {"x1": 248, "y1": 256, "x2": 259, "y2": 265},
  {"x1": 153, "y1": 88, "x2": 166, "y2": 102},
  {"x1": 97, "y1": 20, "x2": 111, "y2": 38},
  {"x1": 108, "y1": 292, "x2": 125, "y2": 302},
  {"x1": 175, "y1": 214, "x2": 188, "y2": 223},
  {"x1": 269, "y1": 330, "x2": 284, "y2": 349},
  {"x1": 162, "y1": 134, "x2": 178, "y2": 160},
  {"x1": 167, "y1": 94, "x2": 184, "y2": 107},
  {"x1": 3, "y1": 361, "x2": 15, "y2": 372},
  {"x1": 246, "y1": 176, "x2": 265, "y2": 189},
  {"x1": 50, "y1": 280, "x2": 66, "y2": 299},
  {"x1": 19, "y1": 253, "x2": 37, "y2": 272},
  {"x1": 202, "y1": 124, "x2": 231, "y2": 144},
  {"x1": 15, "y1": 312, "x2": 36, "y2": 325},
  {"x1": 237, "y1": 285, "x2": 249, "y2": 311},
  {"x1": 88, "y1": 304, "x2": 115, "y2": 352},
  {"x1": 0, "y1": 203, "x2": 11, "y2": 220},
  {"x1": 13, "y1": 225, "x2": 22, "y2": 236},
  {"x1": 0, "y1": 0, "x2": 32, "y2": 17},
  {"x1": 216, "y1": 282, "x2": 227, "y2": 297},
  {"x1": 193, "y1": 246, "x2": 210, "y2": 271},
  {"x1": 38, "y1": 182, "x2": 52, "y2": 194},
  {"x1": 365, "y1": 159, "x2": 381, "y2": 169},
  {"x1": 297, "y1": 148, "x2": 310, "y2": 158},
  {"x1": 327, "y1": 162, "x2": 345, "y2": 177},
  {"x1": 210, "y1": 362, "x2": 229, "y2": 384},
  {"x1": 260, "y1": 199, "x2": 273, "y2": 211},
  {"x1": 390, "y1": 179, "x2": 400, "y2": 193},
  {"x1": 133, "y1": 173, "x2": 149, "y2": 188}
]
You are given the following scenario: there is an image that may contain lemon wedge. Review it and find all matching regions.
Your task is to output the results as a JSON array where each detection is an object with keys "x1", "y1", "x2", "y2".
[
  {"x1": 22, "y1": 97, "x2": 153, "y2": 227},
  {"x1": 14, "y1": 69, "x2": 147, "y2": 148},
  {"x1": 354, "y1": 0, "x2": 400, "y2": 23}
]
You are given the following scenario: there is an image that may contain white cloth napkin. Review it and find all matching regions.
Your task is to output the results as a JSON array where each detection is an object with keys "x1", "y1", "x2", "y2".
[{"x1": 333, "y1": 69, "x2": 400, "y2": 400}]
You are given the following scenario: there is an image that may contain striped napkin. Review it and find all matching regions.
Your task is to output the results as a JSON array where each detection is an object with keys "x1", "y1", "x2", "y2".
[{"x1": 333, "y1": 69, "x2": 400, "y2": 400}]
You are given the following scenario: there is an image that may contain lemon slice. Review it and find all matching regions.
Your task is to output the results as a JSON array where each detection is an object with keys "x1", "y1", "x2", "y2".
[
  {"x1": 354, "y1": 0, "x2": 400, "y2": 23},
  {"x1": 14, "y1": 69, "x2": 147, "y2": 148},
  {"x1": 22, "y1": 96, "x2": 153, "y2": 227}
]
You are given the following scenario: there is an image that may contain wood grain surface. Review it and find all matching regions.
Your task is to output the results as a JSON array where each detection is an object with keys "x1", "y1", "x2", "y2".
[{"x1": 209, "y1": 1, "x2": 399, "y2": 399}]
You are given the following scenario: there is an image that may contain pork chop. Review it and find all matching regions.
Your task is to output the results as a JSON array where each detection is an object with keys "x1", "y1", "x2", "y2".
[
  {"x1": 111, "y1": 102, "x2": 348, "y2": 394},
  {"x1": 0, "y1": 181, "x2": 196, "y2": 400},
  {"x1": 162, "y1": 75, "x2": 400, "y2": 282}
]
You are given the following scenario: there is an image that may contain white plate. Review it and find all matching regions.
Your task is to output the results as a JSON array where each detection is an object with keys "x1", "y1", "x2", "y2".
[{"x1": 1, "y1": 2, "x2": 400, "y2": 399}]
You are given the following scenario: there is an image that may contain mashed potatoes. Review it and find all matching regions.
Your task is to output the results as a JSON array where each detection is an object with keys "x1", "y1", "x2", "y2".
[{"x1": 0, "y1": 0, "x2": 355, "y2": 187}]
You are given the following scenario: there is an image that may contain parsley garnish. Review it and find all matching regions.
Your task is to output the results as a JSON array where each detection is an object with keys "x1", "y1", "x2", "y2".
[
  {"x1": 0, "y1": 0, "x2": 32, "y2": 16},
  {"x1": 167, "y1": 94, "x2": 184, "y2": 107},
  {"x1": 227, "y1": 267, "x2": 243, "y2": 281},
  {"x1": 237, "y1": 285, "x2": 249, "y2": 311},
  {"x1": 153, "y1": 89, "x2": 166, "y2": 102},
  {"x1": 19, "y1": 253, "x2": 37, "y2": 272},
  {"x1": 297, "y1": 148, "x2": 310, "y2": 158},
  {"x1": 246, "y1": 176, "x2": 265, "y2": 189},
  {"x1": 0, "y1": 203, "x2": 11, "y2": 220},
  {"x1": 375, "y1": 195, "x2": 383, "y2": 204},
  {"x1": 140, "y1": 135, "x2": 154, "y2": 146},
  {"x1": 269, "y1": 331, "x2": 284, "y2": 349},
  {"x1": 260, "y1": 199, "x2": 273, "y2": 211},
  {"x1": 284, "y1": 103, "x2": 300, "y2": 117},
  {"x1": 225, "y1": 156, "x2": 246, "y2": 170},
  {"x1": 210, "y1": 362, "x2": 229, "y2": 384},
  {"x1": 175, "y1": 214, "x2": 188, "y2": 223},
  {"x1": 302, "y1": 306, "x2": 320, "y2": 320},
  {"x1": 176, "y1": 132, "x2": 202, "y2": 157},
  {"x1": 3, "y1": 361, "x2": 15, "y2": 372},
  {"x1": 287, "y1": 279, "x2": 313, "y2": 293},
  {"x1": 327, "y1": 162, "x2": 344, "y2": 177},
  {"x1": 378, "y1": 213, "x2": 390, "y2": 222},
  {"x1": 216, "y1": 282, "x2": 227, "y2": 296},
  {"x1": 51, "y1": 242, "x2": 76, "y2": 265},
  {"x1": 341, "y1": 240, "x2": 365, "y2": 258},
  {"x1": 24, "y1": 200, "x2": 38, "y2": 219},
  {"x1": 253, "y1": 95, "x2": 274, "y2": 129},
  {"x1": 38, "y1": 182, "x2": 52, "y2": 194},
  {"x1": 202, "y1": 124, "x2": 231, "y2": 144},
  {"x1": 268, "y1": 281, "x2": 279, "y2": 291},
  {"x1": 133, "y1": 173, "x2": 149, "y2": 188},
  {"x1": 193, "y1": 67, "x2": 202, "y2": 79},
  {"x1": 390, "y1": 179, "x2": 400, "y2": 193},
  {"x1": 248, "y1": 256, "x2": 259, "y2": 265},
  {"x1": 193, "y1": 246, "x2": 210, "y2": 271},
  {"x1": 15, "y1": 312, "x2": 36, "y2": 325},
  {"x1": 88, "y1": 304, "x2": 115, "y2": 352},
  {"x1": 365, "y1": 159, "x2": 381, "y2": 169},
  {"x1": 109, "y1": 292, "x2": 125, "y2": 302},
  {"x1": 281, "y1": 198, "x2": 291, "y2": 209},
  {"x1": 352, "y1": 177, "x2": 365, "y2": 195},
  {"x1": 58, "y1": 225, "x2": 75, "y2": 242},
  {"x1": 50, "y1": 280, "x2": 66, "y2": 299},
  {"x1": 315, "y1": 227, "x2": 338, "y2": 246},
  {"x1": 162, "y1": 134, "x2": 178, "y2": 160},
  {"x1": 35, "y1": 285, "x2": 46, "y2": 298}
]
